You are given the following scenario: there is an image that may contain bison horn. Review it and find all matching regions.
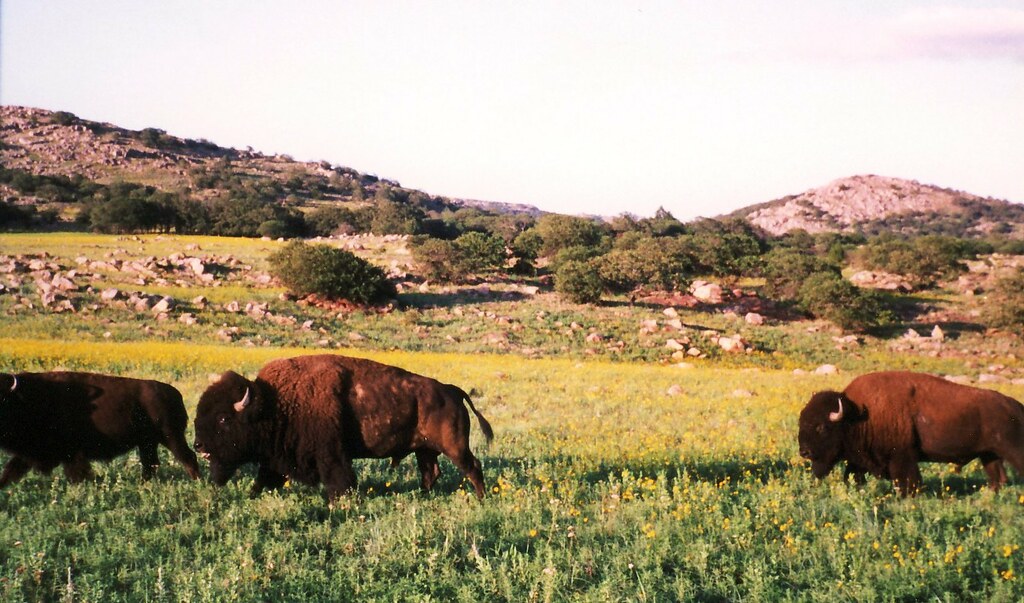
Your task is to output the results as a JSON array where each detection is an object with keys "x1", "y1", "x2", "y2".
[
  {"x1": 8, "y1": 376, "x2": 16, "y2": 392},
  {"x1": 233, "y1": 387, "x2": 251, "y2": 413},
  {"x1": 829, "y1": 398, "x2": 844, "y2": 422}
]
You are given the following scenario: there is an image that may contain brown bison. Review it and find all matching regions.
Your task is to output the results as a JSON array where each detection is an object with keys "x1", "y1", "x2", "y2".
[
  {"x1": 0, "y1": 371, "x2": 201, "y2": 487},
  {"x1": 193, "y1": 354, "x2": 493, "y2": 501},
  {"x1": 798, "y1": 370, "x2": 1024, "y2": 495}
]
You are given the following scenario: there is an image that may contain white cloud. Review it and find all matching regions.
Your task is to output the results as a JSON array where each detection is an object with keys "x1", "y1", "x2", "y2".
[
  {"x1": 891, "y1": 7, "x2": 1024, "y2": 61},
  {"x1": 762, "y1": 6, "x2": 1024, "y2": 64}
]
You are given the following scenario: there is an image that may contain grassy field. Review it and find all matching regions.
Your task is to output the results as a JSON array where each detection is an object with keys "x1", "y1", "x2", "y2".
[
  {"x1": 2, "y1": 341, "x2": 1024, "y2": 601},
  {"x1": 3, "y1": 233, "x2": 1024, "y2": 600}
]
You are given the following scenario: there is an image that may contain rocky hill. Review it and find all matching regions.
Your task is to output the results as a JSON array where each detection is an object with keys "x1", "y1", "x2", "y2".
[
  {"x1": 0, "y1": 105, "x2": 541, "y2": 217},
  {"x1": 730, "y1": 175, "x2": 1024, "y2": 238}
]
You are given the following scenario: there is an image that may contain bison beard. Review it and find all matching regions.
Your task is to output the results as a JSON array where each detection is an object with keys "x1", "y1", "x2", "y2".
[
  {"x1": 193, "y1": 354, "x2": 493, "y2": 502},
  {"x1": 798, "y1": 371, "x2": 1024, "y2": 496},
  {"x1": 0, "y1": 371, "x2": 201, "y2": 488}
]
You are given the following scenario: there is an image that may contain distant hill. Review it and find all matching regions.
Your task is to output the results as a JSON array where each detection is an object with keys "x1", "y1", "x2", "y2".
[
  {"x1": 6, "y1": 107, "x2": 1021, "y2": 239},
  {"x1": 0, "y1": 105, "x2": 542, "y2": 218},
  {"x1": 729, "y1": 175, "x2": 1024, "y2": 238}
]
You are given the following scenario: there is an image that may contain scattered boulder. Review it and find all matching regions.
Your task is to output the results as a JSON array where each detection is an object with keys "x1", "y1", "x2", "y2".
[
  {"x1": 848, "y1": 270, "x2": 913, "y2": 292},
  {"x1": 665, "y1": 339, "x2": 686, "y2": 351},
  {"x1": 152, "y1": 296, "x2": 175, "y2": 313},
  {"x1": 744, "y1": 312, "x2": 764, "y2": 325},
  {"x1": 690, "y1": 281, "x2": 724, "y2": 304},
  {"x1": 716, "y1": 335, "x2": 749, "y2": 353},
  {"x1": 814, "y1": 364, "x2": 839, "y2": 375}
]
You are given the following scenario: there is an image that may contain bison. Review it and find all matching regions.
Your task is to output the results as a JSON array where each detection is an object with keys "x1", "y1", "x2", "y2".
[
  {"x1": 193, "y1": 354, "x2": 493, "y2": 501},
  {"x1": 798, "y1": 370, "x2": 1024, "y2": 495},
  {"x1": 0, "y1": 371, "x2": 201, "y2": 487}
]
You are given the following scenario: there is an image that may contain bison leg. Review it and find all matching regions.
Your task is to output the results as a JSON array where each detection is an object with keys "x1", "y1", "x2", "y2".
[
  {"x1": 62, "y1": 454, "x2": 94, "y2": 484},
  {"x1": 319, "y1": 456, "x2": 357, "y2": 502},
  {"x1": 416, "y1": 450, "x2": 441, "y2": 492},
  {"x1": 162, "y1": 432, "x2": 201, "y2": 480},
  {"x1": 250, "y1": 466, "x2": 287, "y2": 498},
  {"x1": 0, "y1": 457, "x2": 32, "y2": 488},
  {"x1": 138, "y1": 442, "x2": 160, "y2": 479},
  {"x1": 981, "y1": 455, "x2": 1008, "y2": 491},
  {"x1": 888, "y1": 458, "x2": 923, "y2": 497},
  {"x1": 843, "y1": 462, "x2": 867, "y2": 486}
]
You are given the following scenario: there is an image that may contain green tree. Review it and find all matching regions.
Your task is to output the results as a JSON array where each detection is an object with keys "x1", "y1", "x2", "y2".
[
  {"x1": 369, "y1": 199, "x2": 423, "y2": 235},
  {"x1": 534, "y1": 214, "x2": 608, "y2": 258},
  {"x1": 597, "y1": 236, "x2": 693, "y2": 293},
  {"x1": 555, "y1": 259, "x2": 604, "y2": 304}
]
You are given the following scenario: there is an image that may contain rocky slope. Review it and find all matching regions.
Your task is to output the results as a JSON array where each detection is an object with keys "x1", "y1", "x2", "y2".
[
  {"x1": 0, "y1": 105, "x2": 541, "y2": 216},
  {"x1": 731, "y1": 174, "x2": 1024, "y2": 238}
]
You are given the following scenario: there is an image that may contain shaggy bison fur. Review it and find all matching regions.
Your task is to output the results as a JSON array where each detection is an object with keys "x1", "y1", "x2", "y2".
[
  {"x1": 0, "y1": 371, "x2": 201, "y2": 487},
  {"x1": 798, "y1": 370, "x2": 1024, "y2": 495},
  {"x1": 194, "y1": 354, "x2": 493, "y2": 501}
]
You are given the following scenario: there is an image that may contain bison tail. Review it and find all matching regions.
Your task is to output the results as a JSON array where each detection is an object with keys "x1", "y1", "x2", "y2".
[{"x1": 457, "y1": 386, "x2": 494, "y2": 446}]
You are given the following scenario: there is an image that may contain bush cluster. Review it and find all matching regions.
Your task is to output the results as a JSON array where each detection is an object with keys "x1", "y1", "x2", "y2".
[
  {"x1": 797, "y1": 273, "x2": 892, "y2": 331},
  {"x1": 267, "y1": 241, "x2": 396, "y2": 305},
  {"x1": 411, "y1": 232, "x2": 506, "y2": 282},
  {"x1": 857, "y1": 235, "x2": 976, "y2": 289},
  {"x1": 984, "y1": 268, "x2": 1024, "y2": 336}
]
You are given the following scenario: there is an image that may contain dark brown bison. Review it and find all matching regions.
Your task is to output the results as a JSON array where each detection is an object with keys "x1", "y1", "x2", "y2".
[
  {"x1": 193, "y1": 354, "x2": 493, "y2": 501},
  {"x1": 798, "y1": 370, "x2": 1024, "y2": 495},
  {"x1": 0, "y1": 371, "x2": 201, "y2": 487}
]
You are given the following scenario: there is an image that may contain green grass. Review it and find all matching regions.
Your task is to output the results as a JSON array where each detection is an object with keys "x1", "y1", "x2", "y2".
[
  {"x1": 2, "y1": 233, "x2": 1024, "y2": 599},
  {"x1": 2, "y1": 341, "x2": 1024, "y2": 600}
]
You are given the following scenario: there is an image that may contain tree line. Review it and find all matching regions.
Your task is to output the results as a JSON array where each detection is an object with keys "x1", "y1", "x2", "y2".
[{"x1": 3, "y1": 163, "x2": 1022, "y2": 334}]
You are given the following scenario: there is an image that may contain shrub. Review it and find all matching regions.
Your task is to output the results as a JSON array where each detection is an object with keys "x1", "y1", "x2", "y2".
[
  {"x1": 984, "y1": 269, "x2": 1024, "y2": 336},
  {"x1": 798, "y1": 273, "x2": 891, "y2": 332},
  {"x1": 411, "y1": 238, "x2": 460, "y2": 282},
  {"x1": 411, "y1": 232, "x2": 507, "y2": 282},
  {"x1": 256, "y1": 220, "x2": 294, "y2": 239},
  {"x1": 0, "y1": 201, "x2": 36, "y2": 228},
  {"x1": 454, "y1": 232, "x2": 506, "y2": 273},
  {"x1": 268, "y1": 241, "x2": 396, "y2": 305},
  {"x1": 552, "y1": 245, "x2": 604, "y2": 273},
  {"x1": 555, "y1": 260, "x2": 603, "y2": 304},
  {"x1": 858, "y1": 235, "x2": 974, "y2": 289},
  {"x1": 50, "y1": 111, "x2": 79, "y2": 126},
  {"x1": 761, "y1": 248, "x2": 841, "y2": 301},
  {"x1": 511, "y1": 228, "x2": 543, "y2": 262}
]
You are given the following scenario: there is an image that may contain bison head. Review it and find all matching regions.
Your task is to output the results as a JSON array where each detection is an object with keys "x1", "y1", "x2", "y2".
[
  {"x1": 194, "y1": 371, "x2": 267, "y2": 486},
  {"x1": 798, "y1": 390, "x2": 859, "y2": 479}
]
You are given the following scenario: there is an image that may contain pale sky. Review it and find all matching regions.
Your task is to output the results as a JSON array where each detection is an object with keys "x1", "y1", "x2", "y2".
[{"x1": 2, "y1": 1, "x2": 1022, "y2": 219}]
